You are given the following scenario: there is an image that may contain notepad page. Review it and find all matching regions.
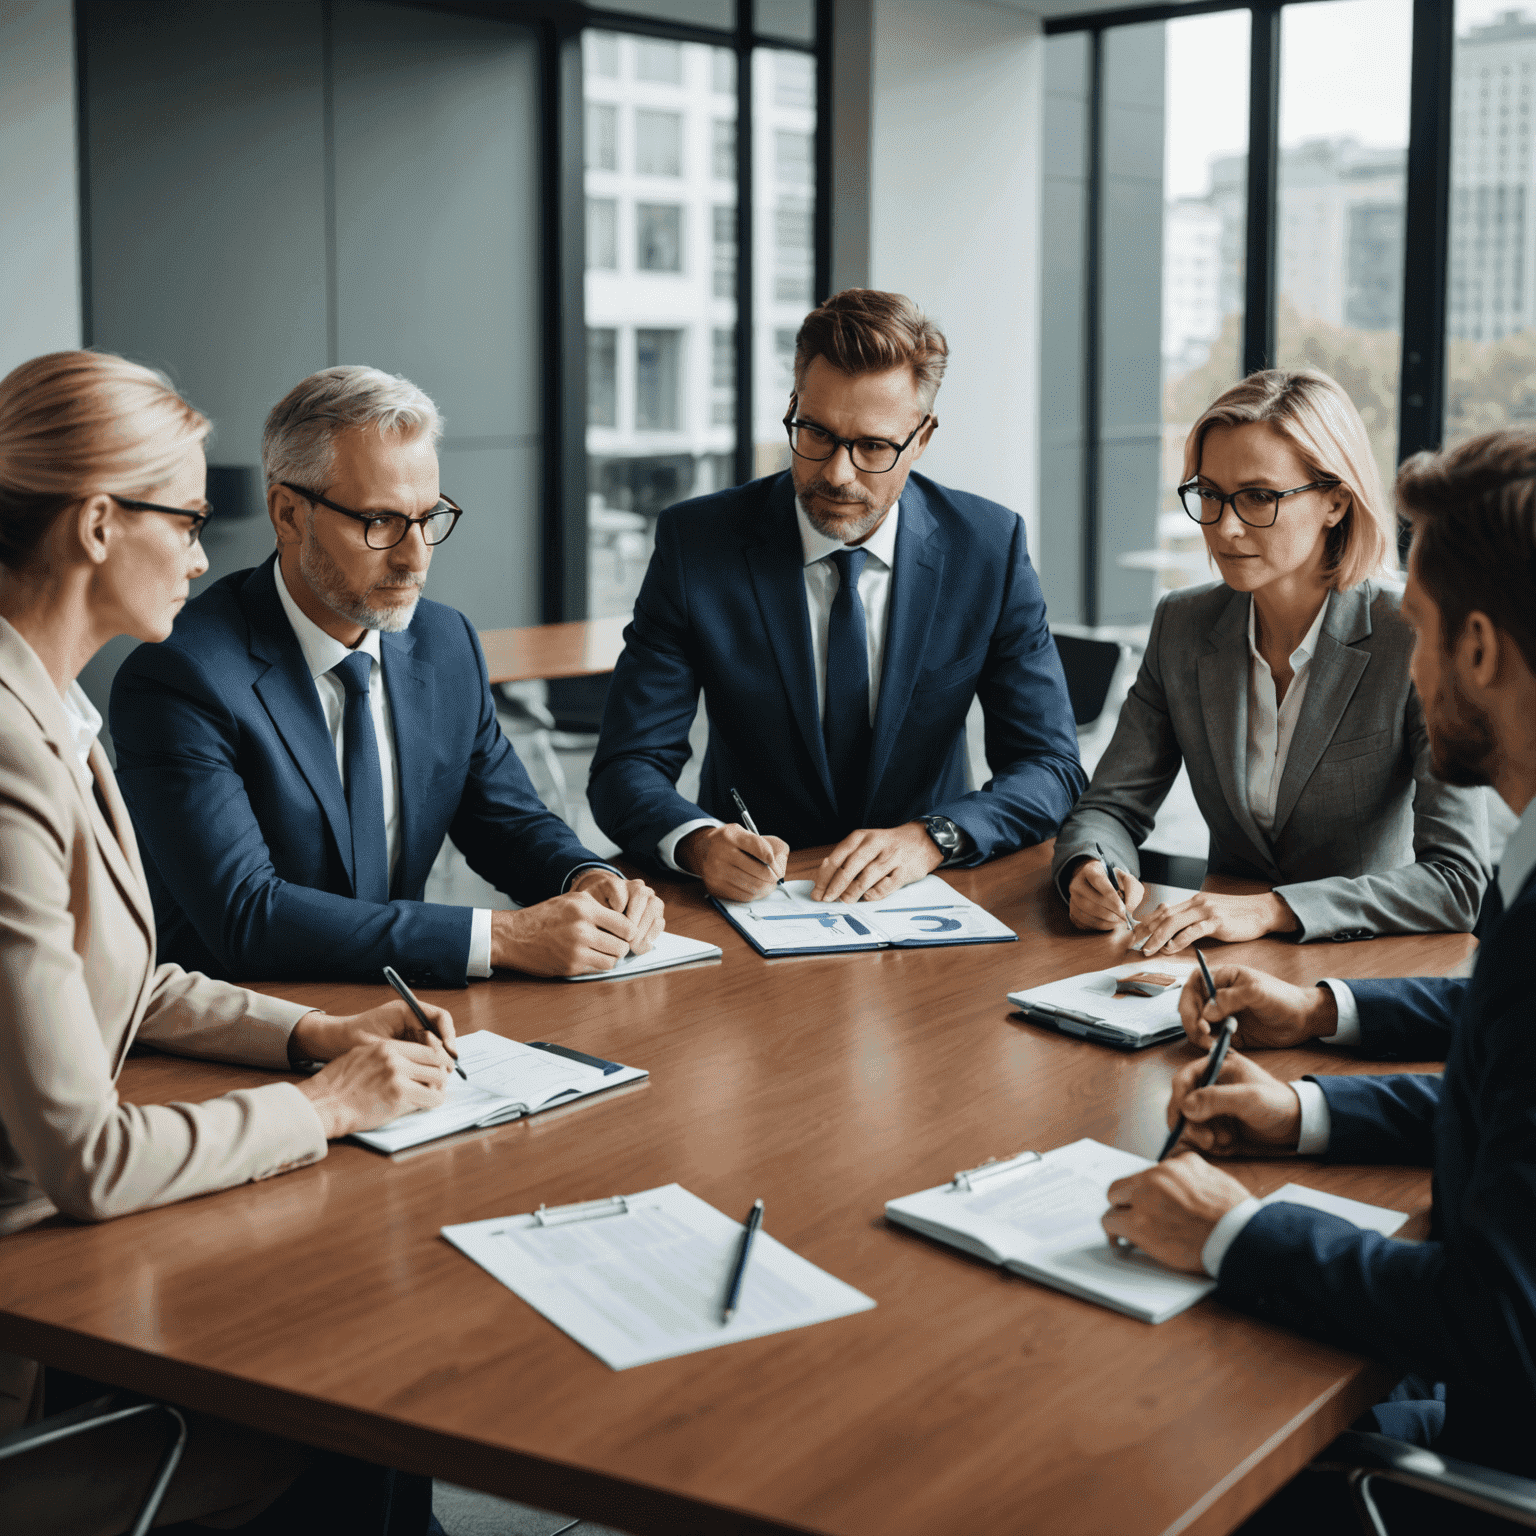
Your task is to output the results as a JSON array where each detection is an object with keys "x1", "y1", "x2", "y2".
[
  {"x1": 442, "y1": 1183, "x2": 876, "y2": 1369},
  {"x1": 856, "y1": 875, "x2": 1016, "y2": 945},
  {"x1": 563, "y1": 929, "x2": 722, "y2": 980}
]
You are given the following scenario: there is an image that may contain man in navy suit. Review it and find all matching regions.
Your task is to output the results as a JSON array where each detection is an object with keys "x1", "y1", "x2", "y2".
[
  {"x1": 111, "y1": 366, "x2": 663, "y2": 987},
  {"x1": 1102, "y1": 428, "x2": 1536, "y2": 1487},
  {"x1": 588, "y1": 289, "x2": 1084, "y2": 902}
]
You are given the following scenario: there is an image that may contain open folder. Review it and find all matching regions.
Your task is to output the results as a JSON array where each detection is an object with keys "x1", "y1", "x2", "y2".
[
  {"x1": 352, "y1": 1031, "x2": 646, "y2": 1153},
  {"x1": 1009, "y1": 961, "x2": 1197, "y2": 1049},
  {"x1": 886, "y1": 1138, "x2": 1407, "y2": 1324},
  {"x1": 714, "y1": 875, "x2": 1016, "y2": 957}
]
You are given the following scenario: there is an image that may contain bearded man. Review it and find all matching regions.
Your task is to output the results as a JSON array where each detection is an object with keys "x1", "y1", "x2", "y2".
[
  {"x1": 111, "y1": 366, "x2": 663, "y2": 986},
  {"x1": 588, "y1": 289, "x2": 1084, "y2": 902}
]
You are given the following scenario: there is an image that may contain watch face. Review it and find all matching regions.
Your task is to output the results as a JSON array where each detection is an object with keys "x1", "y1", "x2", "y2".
[{"x1": 926, "y1": 817, "x2": 959, "y2": 853}]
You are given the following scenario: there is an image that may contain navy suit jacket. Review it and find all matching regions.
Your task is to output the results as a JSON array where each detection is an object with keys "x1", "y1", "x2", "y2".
[
  {"x1": 588, "y1": 472, "x2": 1085, "y2": 868},
  {"x1": 109, "y1": 556, "x2": 606, "y2": 987},
  {"x1": 1217, "y1": 868, "x2": 1536, "y2": 1476}
]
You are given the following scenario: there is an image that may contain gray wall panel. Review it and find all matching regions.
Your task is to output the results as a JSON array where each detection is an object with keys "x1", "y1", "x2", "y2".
[{"x1": 432, "y1": 444, "x2": 541, "y2": 631}]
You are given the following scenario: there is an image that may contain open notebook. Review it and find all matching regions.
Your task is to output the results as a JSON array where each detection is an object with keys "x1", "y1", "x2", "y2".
[
  {"x1": 714, "y1": 875, "x2": 1016, "y2": 957},
  {"x1": 563, "y1": 930, "x2": 721, "y2": 981},
  {"x1": 353, "y1": 1031, "x2": 647, "y2": 1153},
  {"x1": 886, "y1": 1137, "x2": 1408, "y2": 1324}
]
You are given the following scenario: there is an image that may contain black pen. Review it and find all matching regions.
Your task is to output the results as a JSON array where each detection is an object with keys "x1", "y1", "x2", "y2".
[
  {"x1": 721, "y1": 1197, "x2": 764, "y2": 1324},
  {"x1": 1094, "y1": 840, "x2": 1136, "y2": 937},
  {"x1": 382, "y1": 966, "x2": 467, "y2": 1079},
  {"x1": 1156, "y1": 951, "x2": 1232, "y2": 1160},
  {"x1": 729, "y1": 787, "x2": 788, "y2": 892}
]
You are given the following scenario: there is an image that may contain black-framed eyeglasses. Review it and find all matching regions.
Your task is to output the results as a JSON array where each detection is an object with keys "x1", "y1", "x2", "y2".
[
  {"x1": 280, "y1": 482, "x2": 463, "y2": 549},
  {"x1": 782, "y1": 398, "x2": 931, "y2": 474},
  {"x1": 110, "y1": 495, "x2": 210, "y2": 546},
  {"x1": 1177, "y1": 477, "x2": 1340, "y2": 529}
]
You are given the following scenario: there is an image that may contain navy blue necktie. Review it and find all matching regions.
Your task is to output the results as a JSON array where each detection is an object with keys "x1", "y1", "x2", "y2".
[
  {"x1": 823, "y1": 548, "x2": 872, "y2": 826},
  {"x1": 331, "y1": 652, "x2": 390, "y2": 905}
]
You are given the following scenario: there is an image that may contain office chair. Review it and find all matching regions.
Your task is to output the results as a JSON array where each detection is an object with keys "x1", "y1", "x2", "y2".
[
  {"x1": 0, "y1": 1392, "x2": 187, "y2": 1536},
  {"x1": 495, "y1": 682, "x2": 570, "y2": 823},
  {"x1": 1051, "y1": 632, "x2": 1128, "y2": 730},
  {"x1": 1316, "y1": 1429, "x2": 1536, "y2": 1532}
]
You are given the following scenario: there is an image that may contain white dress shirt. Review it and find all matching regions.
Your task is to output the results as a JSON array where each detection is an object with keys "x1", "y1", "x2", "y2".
[
  {"x1": 1246, "y1": 592, "x2": 1330, "y2": 833},
  {"x1": 61, "y1": 683, "x2": 104, "y2": 773},
  {"x1": 272, "y1": 562, "x2": 495, "y2": 976},
  {"x1": 658, "y1": 499, "x2": 902, "y2": 874},
  {"x1": 1202, "y1": 791, "x2": 1536, "y2": 1279}
]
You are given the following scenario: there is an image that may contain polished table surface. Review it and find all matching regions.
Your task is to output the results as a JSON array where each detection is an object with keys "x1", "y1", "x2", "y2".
[
  {"x1": 0, "y1": 845, "x2": 1473, "y2": 1536},
  {"x1": 479, "y1": 616, "x2": 629, "y2": 684}
]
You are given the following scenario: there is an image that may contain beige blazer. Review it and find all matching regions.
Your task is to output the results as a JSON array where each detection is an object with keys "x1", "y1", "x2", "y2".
[{"x1": 0, "y1": 618, "x2": 327, "y2": 1427}]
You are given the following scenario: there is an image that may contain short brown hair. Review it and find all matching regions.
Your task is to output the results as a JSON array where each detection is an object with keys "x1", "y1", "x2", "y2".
[
  {"x1": 793, "y1": 289, "x2": 948, "y2": 410},
  {"x1": 1182, "y1": 368, "x2": 1395, "y2": 591},
  {"x1": 1396, "y1": 428, "x2": 1536, "y2": 675},
  {"x1": 0, "y1": 350, "x2": 209, "y2": 569}
]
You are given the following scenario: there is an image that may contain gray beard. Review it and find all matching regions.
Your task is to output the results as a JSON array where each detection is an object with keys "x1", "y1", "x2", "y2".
[
  {"x1": 796, "y1": 491, "x2": 889, "y2": 545},
  {"x1": 299, "y1": 530, "x2": 422, "y2": 633}
]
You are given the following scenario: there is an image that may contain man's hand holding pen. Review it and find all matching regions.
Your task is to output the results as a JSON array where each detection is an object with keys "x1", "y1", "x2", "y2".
[
  {"x1": 1178, "y1": 963, "x2": 1339, "y2": 1050},
  {"x1": 679, "y1": 823, "x2": 789, "y2": 901}
]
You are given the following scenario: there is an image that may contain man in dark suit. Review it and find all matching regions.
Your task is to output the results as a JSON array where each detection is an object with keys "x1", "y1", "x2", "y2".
[
  {"x1": 111, "y1": 366, "x2": 663, "y2": 987},
  {"x1": 588, "y1": 289, "x2": 1084, "y2": 903},
  {"x1": 1102, "y1": 428, "x2": 1536, "y2": 1487}
]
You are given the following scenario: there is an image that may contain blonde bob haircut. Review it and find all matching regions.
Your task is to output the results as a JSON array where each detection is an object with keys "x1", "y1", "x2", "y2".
[
  {"x1": 1181, "y1": 368, "x2": 1396, "y2": 591},
  {"x1": 0, "y1": 350, "x2": 210, "y2": 570}
]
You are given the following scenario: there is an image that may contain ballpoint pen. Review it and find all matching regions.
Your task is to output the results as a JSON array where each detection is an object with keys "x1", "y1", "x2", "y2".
[
  {"x1": 382, "y1": 965, "x2": 468, "y2": 1079},
  {"x1": 721, "y1": 1198, "x2": 764, "y2": 1324},
  {"x1": 729, "y1": 786, "x2": 788, "y2": 894},
  {"x1": 1094, "y1": 840, "x2": 1136, "y2": 937},
  {"x1": 1156, "y1": 950, "x2": 1233, "y2": 1161}
]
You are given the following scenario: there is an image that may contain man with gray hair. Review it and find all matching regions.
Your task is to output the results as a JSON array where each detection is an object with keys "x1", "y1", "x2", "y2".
[{"x1": 110, "y1": 366, "x2": 664, "y2": 987}]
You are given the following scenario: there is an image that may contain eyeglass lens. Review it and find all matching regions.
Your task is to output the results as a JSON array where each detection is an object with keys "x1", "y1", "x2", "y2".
[
  {"x1": 1180, "y1": 486, "x2": 1280, "y2": 528},
  {"x1": 362, "y1": 507, "x2": 459, "y2": 548},
  {"x1": 788, "y1": 423, "x2": 902, "y2": 474}
]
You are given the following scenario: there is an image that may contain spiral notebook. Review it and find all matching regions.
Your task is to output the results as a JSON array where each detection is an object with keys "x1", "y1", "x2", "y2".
[{"x1": 714, "y1": 875, "x2": 1016, "y2": 957}]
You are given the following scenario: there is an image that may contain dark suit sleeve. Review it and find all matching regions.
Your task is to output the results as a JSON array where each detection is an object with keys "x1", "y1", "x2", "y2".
[
  {"x1": 446, "y1": 615, "x2": 614, "y2": 903},
  {"x1": 115, "y1": 644, "x2": 462, "y2": 987},
  {"x1": 1313, "y1": 1071, "x2": 1443, "y2": 1165},
  {"x1": 588, "y1": 510, "x2": 714, "y2": 861},
  {"x1": 929, "y1": 514, "x2": 1086, "y2": 859},
  {"x1": 1348, "y1": 976, "x2": 1468, "y2": 1061}
]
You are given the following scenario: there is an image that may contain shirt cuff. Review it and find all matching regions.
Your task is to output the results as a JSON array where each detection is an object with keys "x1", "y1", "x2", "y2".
[
  {"x1": 1202, "y1": 1196, "x2": 1263, "y2": 1279},
  {"x1": 1292, "y1": 1077, "x2": 1332, "y2": 1155},
  {"x1": 1317, "y1": 978, "x2": 1361, "y2": 1046},
  {"x1": 657, "y1": 817, "x2": 723, "y2": 875},
  {"x1": 468, "y1": 908, "x2": 493, "y2": 979},
  {"x1": 562, "y1": 861, "x2": 626, "y2": 893}
]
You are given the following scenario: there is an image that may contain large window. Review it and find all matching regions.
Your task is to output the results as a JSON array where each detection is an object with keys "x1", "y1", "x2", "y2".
[
  {"x1": 1045, "y1": 0, "x2": 1461, "y2": 627},
  {"x1": 581, "y1": 9, "x2": 824, "y2": 621}
]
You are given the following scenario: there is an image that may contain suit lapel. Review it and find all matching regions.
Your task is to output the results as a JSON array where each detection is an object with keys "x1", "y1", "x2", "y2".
[
  {"x1": 84, "y1": 743, "x2": 157, "y2": 944},
  {"x1": 867, "y1": 485, "x2": 943, "y2": 802},
  {"x1": 380, "y1": 627, "x2": 431, "y2": 896},
  {"x1": 1196, "y1": 589, "x2": 1275, "y2": 867},
  {"x1": 240, "y1": 559, "x2": 357, "y2": 891},
  {"x1": 1270, "y1": 584, "x2": 1372, "y2": 837},
  {"x1": 744, "y1": 476, "x2": 836, "y2": 809}
]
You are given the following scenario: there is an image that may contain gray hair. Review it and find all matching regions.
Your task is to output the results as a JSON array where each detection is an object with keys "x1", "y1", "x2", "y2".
[{"x1": 261, "y1": 366, "x2": 443, "y2": 490}]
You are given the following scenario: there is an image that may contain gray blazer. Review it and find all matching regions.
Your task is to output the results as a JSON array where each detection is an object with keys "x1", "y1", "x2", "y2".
[{"x1": 1051, "y1": 580, "x2": 1489, "y2": 939}]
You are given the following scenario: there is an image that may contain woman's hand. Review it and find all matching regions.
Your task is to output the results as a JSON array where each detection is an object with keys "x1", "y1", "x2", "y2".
[
  {"x1": 1166, "y1": 1047, "x2": 1302, "y2": 1157},
  {"x1": 289, "y1": 1000, "x2": 458, "y2": 1064},
  {"x1": 1131, "y1": 891, "x2": 1298, "y2": 956},
  {"x1": 1066, "y1": 858, "x2": 1146, "y2": 933},
  {"x1": 295, "y1": 1038, "x2": 454, "y2": 1139}
]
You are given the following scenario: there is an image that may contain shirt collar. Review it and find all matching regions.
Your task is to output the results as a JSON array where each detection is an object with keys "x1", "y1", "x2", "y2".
[
  {"x1": 1246, "y1": 591, "x2": 1331, "y2": 673},
  {"x1": 1499, "y1": 795, "x2": 1536, "y2": 908},
  {"x1": 273, "y1": 557, "x2": 383, "y2": 679},
  {"x1": 796, "y1": 498, "x2": 900, "y2": 571},
  {"x1": 60, "y1": 682, "x2": 103, "y2": 771}
]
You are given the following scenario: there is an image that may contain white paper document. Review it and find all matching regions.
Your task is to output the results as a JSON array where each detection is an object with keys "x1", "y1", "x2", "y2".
[
  {"x1": 441, "y1": 1183, "x2": 876, "y2": 1369},
  {"x1": 1009, "y1": 961, "x2": 1198, "y2": 1047},
  {"x1": 352, "y1": 1031, "x2": 647, "y2": 1154},
  {"x1": 563, "y1": 929, "x2": 721, "y2": 981},
  {"x1": 886, "y1": 1138, "x2": 1407, "y2": 1324},
  {"x1": 717, "y1": 875, "x2": 1015, "y2": 956}
]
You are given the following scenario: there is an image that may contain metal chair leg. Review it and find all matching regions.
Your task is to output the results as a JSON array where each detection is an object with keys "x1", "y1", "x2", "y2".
[{"x1": 1347, "y1": 1469, "x2": 1392, "y2": 1536}]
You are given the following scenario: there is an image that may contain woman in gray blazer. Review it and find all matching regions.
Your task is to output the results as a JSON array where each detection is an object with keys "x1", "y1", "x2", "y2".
[
  {"x1": 1053, "y1": 369, "x2": 1488, "y2": 953},
  {"x1": 0, "y1": 351, "x2": 455, "y2": 1531}
]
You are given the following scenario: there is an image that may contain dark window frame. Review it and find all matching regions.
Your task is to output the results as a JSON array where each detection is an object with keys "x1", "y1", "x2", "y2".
[{"x1": 1043, "y1": 0, "x2": 1454, "y2": 626}]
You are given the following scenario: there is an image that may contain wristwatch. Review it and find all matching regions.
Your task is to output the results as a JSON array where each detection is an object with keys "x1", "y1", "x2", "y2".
[{"x1": 922, "y1": 815, "x2": 966, "y2": 864}]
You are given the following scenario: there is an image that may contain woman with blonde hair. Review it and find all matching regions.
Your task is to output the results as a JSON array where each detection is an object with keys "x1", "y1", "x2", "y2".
[
  {"x1": 0, "y1": 351, "x2": 453, "y2": 1533},
  {"x1": 1052, "y1": 368, "x2": 1489, "y2": 952}
]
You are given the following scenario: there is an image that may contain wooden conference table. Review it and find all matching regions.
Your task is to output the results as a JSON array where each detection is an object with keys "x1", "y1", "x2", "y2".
[
  {"x1": 0, "y1": 846, "x2": 1473, "y2": 1536},
  {"x1": 479, "y1": 616, "x2": 629, "y2": 685}
]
